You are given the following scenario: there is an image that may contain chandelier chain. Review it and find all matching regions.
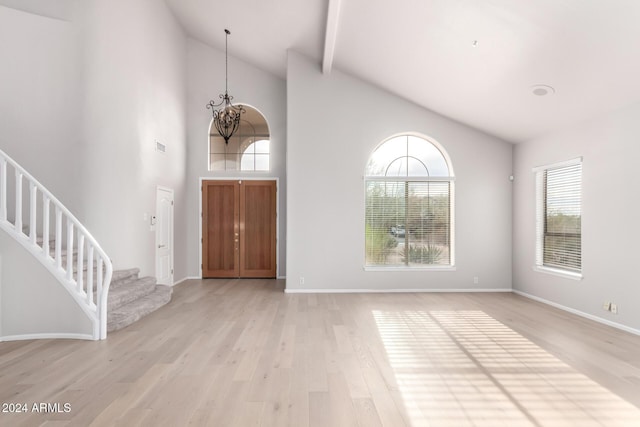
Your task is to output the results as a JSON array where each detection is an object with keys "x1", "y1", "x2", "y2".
[
  {"x1": 206, "y1": 28, "x2": 245, "y2": 144},
  {"x1": 225, "y1": 29, "x2": 229, "y2": 94}
]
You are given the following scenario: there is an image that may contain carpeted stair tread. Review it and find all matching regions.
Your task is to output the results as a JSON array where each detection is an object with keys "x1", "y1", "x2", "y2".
[
  {"x1": 107, "y1": 276, "x2": 158, "y2": 312},
  {"x1": 112, "y1": 268, "x2": 140, "y2": 281},
  {"x1": 29, "y1": 232, "x2": 172, "y2": 334},
  {"x1": 109, "y1": 268, "x2": 141, "y2": 288},
  {"x1": 107, "y1": 285, "x2": 172, "y2": 332}
]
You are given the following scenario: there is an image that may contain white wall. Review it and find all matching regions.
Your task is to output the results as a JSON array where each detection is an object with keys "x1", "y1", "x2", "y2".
[
  {"x1": 0, "y1": 232, "x2": 92, "y2": 339},
  {"x1": 185, "y1": 38, "x2": 287, "y2": 278},
  {"x1": 0, "y1": 5, "x2": 83, "y2": 215},
  {"x1": 287, "y1": 52, "x2": 513, "y2": 291},
  {"x1": 79, "y1": 0, "x2": 188, "y2": 279},
  {"x1": 513, "y1": 102, "x2": 640, "y2": 331},
  {"x1": 1, "y1": 1, "x2": 188, "y2": 280},
  {"x1": 0, "y1": 1, "x2": 188, "y2": 338}
]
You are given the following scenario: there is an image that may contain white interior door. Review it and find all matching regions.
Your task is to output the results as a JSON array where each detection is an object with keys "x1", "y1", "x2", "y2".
[{"x1": 156, "y1": 187, "x2": 174, "y2": 285}]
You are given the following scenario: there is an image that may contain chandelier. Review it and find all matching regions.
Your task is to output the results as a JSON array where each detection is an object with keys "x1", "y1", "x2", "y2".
[{"x1": 207, "y1": 29, "x2": 245, "y2": 144}]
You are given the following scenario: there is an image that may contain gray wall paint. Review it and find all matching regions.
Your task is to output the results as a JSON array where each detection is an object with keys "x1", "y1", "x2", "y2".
[
  {"x1": 0, "y1": 6, "x2": 90, "y2": 339},
  {"x1": 286, "y1": 52, "x2": 513, "y2": 291},
  {"x1": 1, "y1": 1, "x2": 188, "y2": 279},
  {"x1": 0, "y1": 1, "x2": 188, "y2": 337},
  {"x1": 0, "y1": 232, "x2": 92, "y2": 338},
  {"x1": 513, "y1": 102, "x2": 640, "y2": 331},
  {"x1": 79, "y1": 0, "x2": 188, "y2": 279},
  {"x1": 0, "y1": 5, "x2": 83, "y2": 216},
  {"x1": 185, "y1": 38, "x2": 287, "y2": 278}
]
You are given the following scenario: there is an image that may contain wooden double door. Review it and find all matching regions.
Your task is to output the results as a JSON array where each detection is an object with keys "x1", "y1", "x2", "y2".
[{"x1": 202, "y1": 180, "x2": 276, "y2": 278}]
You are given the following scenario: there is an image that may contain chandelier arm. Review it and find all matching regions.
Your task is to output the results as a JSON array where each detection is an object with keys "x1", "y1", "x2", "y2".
[{"x1": 206, "y1": 98, "x2": 224, "y2": 109}]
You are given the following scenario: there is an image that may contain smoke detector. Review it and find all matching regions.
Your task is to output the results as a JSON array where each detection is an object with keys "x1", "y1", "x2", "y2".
[{"x1": 531, "y1": 85, "x2": 555, "y2": 96}]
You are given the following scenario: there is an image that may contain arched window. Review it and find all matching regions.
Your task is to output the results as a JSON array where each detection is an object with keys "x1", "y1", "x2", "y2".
[
  {"x1": 365, "y1": 134, "x2": 455, "y2": 268},
  {"x1": 209, "y1": 105, "x2": 270, "y2": 171},
  {"x1": 241, "y1": 139, "x2": 270, "y2": 171}
]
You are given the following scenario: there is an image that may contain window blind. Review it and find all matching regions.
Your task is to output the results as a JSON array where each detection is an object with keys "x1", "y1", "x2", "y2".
[
  {"x1": 535, "y1": 160, "x2": 582, "y2": 272},
  {"x1": 365, "y1": 181, "x2": 451, "y2": 266}
]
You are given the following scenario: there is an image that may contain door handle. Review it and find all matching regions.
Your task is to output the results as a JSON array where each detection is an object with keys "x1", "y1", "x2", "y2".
[{"x1": 158, "y1": 244, "x2": 166, "y2": 248}]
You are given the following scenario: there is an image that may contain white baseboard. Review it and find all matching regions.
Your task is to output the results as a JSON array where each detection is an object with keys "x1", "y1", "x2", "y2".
[
  {"x1": 284, "y1": 288, "x2": 512, "y2": 294},
  {"x1": 277, "y1": 276, "x2": 286, "y2": 280},
  {"x1": 0, "y1": 333, "x2": 95, "y2": 342},
  {"x1": 513, "y1": 290, "x2": 640, "y2": 336},
  {"x1": 173, "y1": 276, "x2": 200, "y2": 286}
]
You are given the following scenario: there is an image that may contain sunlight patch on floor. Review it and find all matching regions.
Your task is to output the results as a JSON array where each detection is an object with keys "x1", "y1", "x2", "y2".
[{"x1": 373, "y1": 310, "x2": 640, "y2": 426}]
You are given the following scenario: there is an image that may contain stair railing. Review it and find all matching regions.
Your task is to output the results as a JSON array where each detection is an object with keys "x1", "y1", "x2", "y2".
[{"x1": 0, "y1": 148, "x2": 112, "y2": 340}]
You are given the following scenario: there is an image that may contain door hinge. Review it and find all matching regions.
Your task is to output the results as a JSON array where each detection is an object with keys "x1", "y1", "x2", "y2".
[
  {"x1": 171, "y1": 201, "x2": 174, "y2": 206},
  {"x1": 201, "y1": 237, "x2": 203, "y2": 243},
  {"x1": 171, "y1": 269, "x2": 174, "y2": 274}
]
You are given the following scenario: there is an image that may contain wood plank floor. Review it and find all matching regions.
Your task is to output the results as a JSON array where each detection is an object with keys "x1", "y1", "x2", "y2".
[{"x1": 1, "y1": 279, "x2": 640, "y2": 426}]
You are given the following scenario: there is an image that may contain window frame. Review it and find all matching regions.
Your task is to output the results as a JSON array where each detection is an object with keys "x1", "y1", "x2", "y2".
[
  {"x1": 533, "y1": 157, "x2": 583, "y2": 280},
  {"x1": 208, "y1": 105, "x2": 271, "y2": 172},
  {"x1": 364, "y1": 133, "x2": 456, "y2": 271}
]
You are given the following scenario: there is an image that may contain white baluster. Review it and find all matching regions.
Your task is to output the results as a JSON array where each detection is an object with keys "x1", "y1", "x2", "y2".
[
  {"x1": 29, "y1": 182, "x2": 37, "y2": 245},
  {"x1": 0, "y1": 158, "x2": 6, "y2": 221},
  {"x1": 15, "y1": 171, "x2": 22, "y2": 234},
  {"x1": 0, "y1": 150, "x2": 114, "y2": 340},
  {"x1": 66, "y1": 218, "x2": 74, "y2": 281},
  {"x1": 77, "y1": 234, "x2": 85, "y2": 292},
  {"x1": 97, "y1": 256, "x2": 104, "y2": 332},
  {"x1": 55, "y1": 207, "x2": 62, "y2": 269},
  {"x1": 97, "y1": 257, "x2": 103, "y2": 302},
  {"x1": 87, "y1": 245, "x2": 94, "y2": 305},
  {"x1": 43, "y1": 196, "x2": 50, "y2": 256}
]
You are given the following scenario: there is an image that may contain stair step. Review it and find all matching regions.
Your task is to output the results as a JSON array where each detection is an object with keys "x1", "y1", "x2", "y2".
[
  {"x1": 110, "y1": 268, "x2": 141, "y2": 289},
  {"x1": 30, "y1": 233, "x2": 171, "y2": 335},
  {"x1": 107, "y1": 285, "x2": 172, "y2": 332},
  {"x1": 107, "y1": 276, "x2": 157, "y2": 312}
]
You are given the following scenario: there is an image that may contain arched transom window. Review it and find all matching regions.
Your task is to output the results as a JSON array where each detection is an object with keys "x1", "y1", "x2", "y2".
[
  {"x1": 365, "y1": 134, "x2": 455, "y2": 268},
  {"x1": 209, "y1": 105, "x2": 270, "y2": 171}
]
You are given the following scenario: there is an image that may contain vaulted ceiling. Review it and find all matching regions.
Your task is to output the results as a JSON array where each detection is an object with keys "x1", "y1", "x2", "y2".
[
  {"x1": 4, "y1": 0, "x2": 639, "y2": 143},
  {"x1": 166, "y1": 0, "x2": 640, "y2": 143}
]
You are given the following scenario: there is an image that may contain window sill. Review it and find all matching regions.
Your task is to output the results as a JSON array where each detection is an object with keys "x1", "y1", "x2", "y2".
[
  {"x1": 533, "y1": 266, "x2": 583, "y2": 281},
  {"x1": 364, "y1": 266, "x2": 457, "y2": 272}
]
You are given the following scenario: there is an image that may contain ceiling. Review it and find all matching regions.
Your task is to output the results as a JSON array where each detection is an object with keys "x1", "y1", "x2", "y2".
[
  {"x1": 165, "y1": 0, "x2": 640, "y2": 143},
  {"x1": 0, "y1": 0, "x2": 75, "y2": 20},
  {"x1": 4, "y1": 0, "x2": 638, "y2": 143}
]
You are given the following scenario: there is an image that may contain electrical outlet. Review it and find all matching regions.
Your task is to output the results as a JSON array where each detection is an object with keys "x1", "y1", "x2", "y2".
[
  {"x1": 602, "y1": 301, "x2": 611, "y2": 311},
  {"x1": 299, "y1": 277, "x2": 305, "y2": 285},
  {"x1": 473, "y1": 276, "x2": 479, "y2": 284},
  {"x1": 611, "y1": 303, "x2": 618, "y2": 314}
]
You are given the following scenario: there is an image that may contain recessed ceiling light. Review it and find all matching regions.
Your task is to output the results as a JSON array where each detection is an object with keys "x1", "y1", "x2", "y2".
[{"x1": 531, "y1": 84, "x2": 555, "y2": 96}]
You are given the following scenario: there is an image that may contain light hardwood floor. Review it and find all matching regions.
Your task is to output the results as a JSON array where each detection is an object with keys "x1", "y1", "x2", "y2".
[{"x1": 1, "y1": 279, "x2": 640, "y2": 426}]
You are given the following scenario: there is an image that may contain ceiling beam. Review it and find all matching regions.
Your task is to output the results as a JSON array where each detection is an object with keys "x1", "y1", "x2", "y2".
[{"x1": 322, "y1": 0, "x2": 342, "y2": 74}]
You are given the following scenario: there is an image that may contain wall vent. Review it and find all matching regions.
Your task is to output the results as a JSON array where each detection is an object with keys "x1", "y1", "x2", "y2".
[{"x1": 155, "y1": 141, "x2": 166, "y2": 153}]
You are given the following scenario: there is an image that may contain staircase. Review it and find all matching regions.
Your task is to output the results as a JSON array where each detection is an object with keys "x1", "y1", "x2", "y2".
[
  {"x1": 41, "y1": 237, "x2": 172, "y2": 333},
  {"x1": 44, "y1": 241, "x2": 172, "y2": 333},
  {"x1": 107, "y1": 268, "x2": 172, "y2": 332},
  {"x1": 0, "y1": 148, "x2": 172, "y2": 339}
]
